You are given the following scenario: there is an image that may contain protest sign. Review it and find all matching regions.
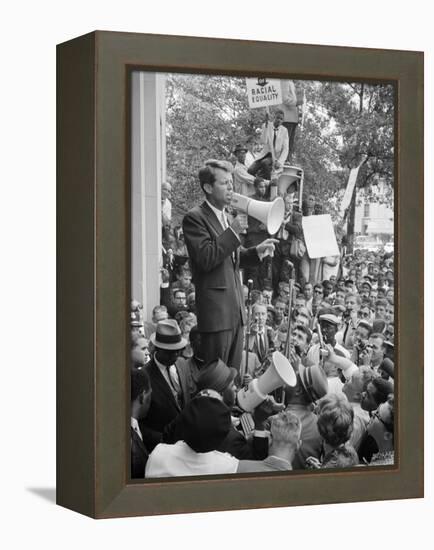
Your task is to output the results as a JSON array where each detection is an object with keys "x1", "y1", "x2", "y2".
[
  {"x1": 339, "y1": 156, "x2": 367, "y2": 216},
  {"x1": 246, "y1": 78, "x2": 282, "y2": 109},
  {"x1": 302, "y1": 214, "x2": 339, "y2": 259}
]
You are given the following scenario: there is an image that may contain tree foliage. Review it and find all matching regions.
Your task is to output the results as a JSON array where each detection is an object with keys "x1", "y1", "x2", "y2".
[{"x1": 165, "y1": 74, "x2": 394, "y2": 225}]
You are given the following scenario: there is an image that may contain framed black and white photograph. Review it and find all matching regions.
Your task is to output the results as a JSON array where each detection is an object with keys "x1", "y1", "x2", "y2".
[{"x1": 57, "y1": 31, "x2": 423, "y2": 519}]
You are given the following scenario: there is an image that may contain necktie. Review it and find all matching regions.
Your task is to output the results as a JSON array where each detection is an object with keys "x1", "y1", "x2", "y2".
[
  {"x1": 258, "y1": 332, "x2": 265, "y2": 360},
  {"x1": 273, "y1": 128, "x2": 278, "y2": 148},
  {"x1": 131, "y1": 419, "x2": 143, "y2": 441},
  {"x1": 221, "y1": 212, "x2": 227, "y2": 229},
  {"x1": 167, "y1": 365, "x2": 182, "y2": 407},
  {"x1": 222, "y1": 212, "x2": 236, "y2": 264}
]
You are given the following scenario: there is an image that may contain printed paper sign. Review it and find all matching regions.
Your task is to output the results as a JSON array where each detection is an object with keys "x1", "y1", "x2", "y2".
[
  {"x1": 246, "y1": 78, "x2": 282, "y2": 109},
  {"x1": 302, "y1": 214, "x2": 339, "y2": 259}
]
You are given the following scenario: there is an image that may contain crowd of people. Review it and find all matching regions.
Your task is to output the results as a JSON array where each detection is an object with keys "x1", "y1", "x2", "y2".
[{"x1": 130, "y1": 93, "x2": 395, "y2": 479}]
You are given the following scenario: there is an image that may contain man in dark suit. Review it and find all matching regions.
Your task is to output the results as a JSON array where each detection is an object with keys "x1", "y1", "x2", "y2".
[
  {"x1": 130, "y1": 368, "x2": 152, "y2": 478},
  {"x1": 182, "y1": 159, "x2": 278, "y2": 371},
  {"x1": 248, "y1": 302, "x2": 275, "y2": 364},
  {"x1": 140, "y1": 319, "x2": 192, "y2": 451}
]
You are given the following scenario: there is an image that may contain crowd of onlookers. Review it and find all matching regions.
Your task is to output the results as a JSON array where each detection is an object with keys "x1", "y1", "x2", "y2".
[{"x1": 131, "y1": 187, "x2": 395, "y2": 477}]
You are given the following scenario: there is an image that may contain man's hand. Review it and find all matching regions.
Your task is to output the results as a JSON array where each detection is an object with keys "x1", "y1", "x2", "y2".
[
  {"x1": 230, "y1": 214, "x2": 249, "y2": 235},
  {"x1": 256, "y1": 238, "x2": 279, "y2": 260},
  {"x1": 319, "y1": 347, "x2": 330, "y2": 359},
  {"x1": 242, "y1": 373, "x2": 253, "y2": 387},
  {"x1": 288, "y1": 346, "x2": 301, "y2": 372},
  {"x1": 359, "y1": 346, "x2": 373, "y2": 366},
  {"x1": 253, "y1": 395, "x2": 285, "y2": 429},
  {"x1": 274, "y1": 160, "x2": 282, "y2": 170},
  {"x1": 305, "y1": 456, "x2": 322, "y2": 469},
  {"x1": 324, "y1": 344, "x2": 336, "y2": 362},
  {"x1": 160, "y1": 268, "x2": 170, "y2": 284}
]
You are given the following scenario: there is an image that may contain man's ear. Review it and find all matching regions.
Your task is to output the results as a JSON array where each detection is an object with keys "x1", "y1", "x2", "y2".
[{"x1": 203, "y1": 182, "x2": 213, "y2": 195}]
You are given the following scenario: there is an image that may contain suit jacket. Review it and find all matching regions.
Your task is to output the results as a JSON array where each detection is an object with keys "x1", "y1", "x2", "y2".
[
  {"x1": 140, "y1": 357, "x2": 192, "y2": 451},
  {"x1": 248, "y1": 326, "x2": 275, "y2": 363},
  {"x1": 217, "y1": 426, "x2": 268, "y2": 460},
  {"x1": 182, "y1": 201, "x2": 259, "y2": 333},
  {"x1": 131, "y1": 426, "x2": 149, "y2": 478},
  {"x1": 257, "y1": 123, "x2": 289, "y2": 166}
]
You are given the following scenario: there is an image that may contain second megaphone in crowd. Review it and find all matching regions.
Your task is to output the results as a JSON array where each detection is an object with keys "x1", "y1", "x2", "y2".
[
  {"x1": 277, "y1": 165, "x2": 303, "y2": 196},
  {"x1": 231, "y1": 193, "x2": 284, "y2": 235},
  {"x1": 237, "y1": 351, "x2": 297, "y2": 412}
]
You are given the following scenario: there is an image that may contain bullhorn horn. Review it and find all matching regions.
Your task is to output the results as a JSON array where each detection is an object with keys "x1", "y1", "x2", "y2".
[
  {"x1": 277, "y1": 164, "x2": 303, "y2": 195},
  {"x1": 237, "y1": 351, "x2": 297, "y2": 412},
  {"x1": 231, "y1": 193, "x2": 284, "y2": 234}
]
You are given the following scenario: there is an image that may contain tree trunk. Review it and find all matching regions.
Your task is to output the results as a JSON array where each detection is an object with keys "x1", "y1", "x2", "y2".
[{"x1": 346, "y1": 185, "x2": 357, "y2": 254}]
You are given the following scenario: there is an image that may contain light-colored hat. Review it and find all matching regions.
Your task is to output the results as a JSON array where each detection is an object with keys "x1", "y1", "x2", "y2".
[
  {"x1": 319, "y1": 313, "x2": 340, "y2": 327},
  {"x1": 150, "y1": 319, "x2": 187, "y2": 351}
]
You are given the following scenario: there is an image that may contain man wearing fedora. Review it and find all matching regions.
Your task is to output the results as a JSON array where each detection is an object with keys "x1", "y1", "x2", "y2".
[
  {"x1": 182, "y1": 159, "x2": 278, "y2": 372},
  {"x1": 140, "y1": 319, "x2": 192, "y2": 451}
]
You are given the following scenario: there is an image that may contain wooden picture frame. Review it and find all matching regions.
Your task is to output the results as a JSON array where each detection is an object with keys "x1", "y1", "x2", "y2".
[{"x1": 57, "y1": 31, "x2": 423, "y2": 519}]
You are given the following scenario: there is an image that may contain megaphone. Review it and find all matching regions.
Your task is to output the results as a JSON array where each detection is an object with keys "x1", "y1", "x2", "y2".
[
  {"x1": 237, "y1": 351, "x2": 297, "y2": 412},
  {"x1": 277, "y1": 164, "x2": 303, "y2": 196},
  {"x1": 231, "y1": 193, "x2": 284, "y2": 234}
]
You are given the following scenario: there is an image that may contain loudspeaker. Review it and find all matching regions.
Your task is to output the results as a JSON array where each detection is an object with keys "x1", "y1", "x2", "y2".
[
  {"x1": 277, "y1": 164, "x2": 303, "y2": 196},
  {"x1": 237, "y1": 351, "x2": 297, "y2": 412},
  {"x1": 231, "y1": 193, "x2": 284, "y2": 234}
]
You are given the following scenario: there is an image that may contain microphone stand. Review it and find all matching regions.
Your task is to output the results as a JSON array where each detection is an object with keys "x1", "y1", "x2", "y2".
[
  {"x1": 243, "y1": 279, "x2": 254, "y2": 382},
  {"x1": 281, "y1": 260, "x2": 294, "y2": 405}
]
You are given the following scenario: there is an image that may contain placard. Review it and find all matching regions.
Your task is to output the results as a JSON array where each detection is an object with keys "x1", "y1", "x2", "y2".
[
  {"x1": 302, "y1": 214, "x2": 339, "y2": 258},
  {"x1": 246, "y1": 78, "x2": 282, "y2": 109}
]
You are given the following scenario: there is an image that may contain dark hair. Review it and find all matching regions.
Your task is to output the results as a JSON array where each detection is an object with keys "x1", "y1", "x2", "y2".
[
  {"x1": 274, "y1": 108, "x2": 284, "y2": 117},
  {"x1": 131, "y1": 368, "x2": 151, "y2": 402},
  {"x1": 174, "y1": 310, "x2": 189, "y2": 323},
  {"x1": 251, "y1": 289, "x2": 263, "y2": 304},
  {"x1": 317, "y1": 394, "x2": 354, "y2": 448},
  {"x1": 198, "y1": 160, "x2": 231, "y2": 193},
  {"x1": 294, "y1": 323, "x2": 312, "y2": 344},
  {"x1": 173, "y1": 288, "x2": 186, "y2": 298},
  {"x1": 371, "y1": 377, "x2": 394, "y2": 406}
]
